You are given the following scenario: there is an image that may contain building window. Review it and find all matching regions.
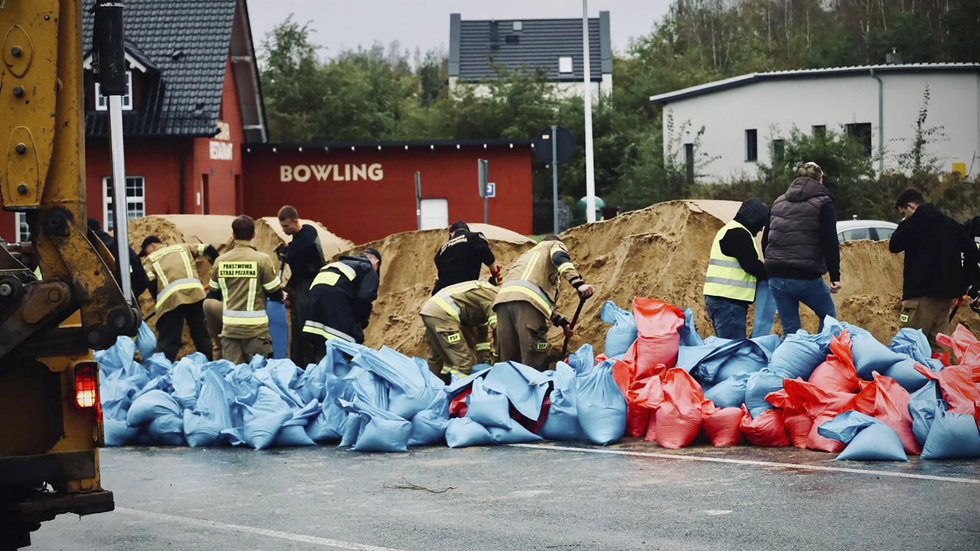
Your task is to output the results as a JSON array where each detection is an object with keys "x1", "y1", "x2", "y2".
[
  {"x1": 812, "y1": 125, "x2": 826, "y2": 138},
  {"x1": 94, "y1": 71, "x2": 133, "y2": 112},
  {"x1": 684, "y1": 143, "x2": 695, "y2": 184},
  {"x1": 745, "y1": 129, "x2": 758, "y2": 162},
  {"x1": 102, "y1": 176, "x2": 145, "y2": 231},
  {"x1": 558, "y1": 56, "x2": 573, "y2": 74},
  {"x1": 772, "y1": 139, "x2": 786, "y2": 163},
  {"x1": 14, "y1": 212, "x2": 29, "y2": 242},
  {"x1": 512, "y1": 21, "x2": 523, "y2": 32},
  {"x1": 846, "y1": 123, "x2": 873, "y2": 157}
]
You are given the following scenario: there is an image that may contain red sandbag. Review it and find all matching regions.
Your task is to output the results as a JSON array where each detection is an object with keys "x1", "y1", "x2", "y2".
[
  {"x1": 932, "y1": 351, "x2": 950, "y2": 367},
  {"x1": 627, "y1": 403, "x2": 651, "y2": 438},
  {"x1": 611, "y1": 359, "x2": 631, "y2": 397},
  {"x1": 449, "y1": 388, "x2": 471, "y2": 418},
  {"x1": 702, "y1": 401, "x2": 744, "y2": 446},
  {"x1": 808, "y1": 331, "x2": 860, "y2": 393},
  {"x1": 631, "y1": 373, "x2": 665, "y2": 439},
  {"x1": 643, "y1": 411, "x2": 657, "y2": 442},
  {"x1": 777, "y1": 378, "x2": 857, "y2": 419},
  {"x1": 806, "y1": 412, "x2": 846, "y2": 453},
  {"x1": 765, "y1": 383, "x2": 828, "y2": 448},
  {"x1": 914, "y1": 363, "x2": 980, "y2": 414},
  {"x1": 863, "y1": 373, "x2": 920, "y2": 454},
  {"x1": 632, "y1": 298, "x2": 684, "y2": 368},
  {"x1": 782, "y1": 410, "x2": 813, "y2": 449},
  {"x1": 937, "y1": 324, "x2": 980, "y2": 365},
  {"x1": 651, "y1": 368, "x2": 703, "y2": 449},
  {"x1": 739, "y1": 405, "x2": 790, "y2": 447}
]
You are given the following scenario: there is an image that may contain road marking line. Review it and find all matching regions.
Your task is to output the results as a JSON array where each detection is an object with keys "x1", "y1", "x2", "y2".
[
  {"x1": 114, "y1": 507, "x2": 407, "y2": 551},
  {"x1": 510, "y1": 444, "x2": 980, "y2": 484}
]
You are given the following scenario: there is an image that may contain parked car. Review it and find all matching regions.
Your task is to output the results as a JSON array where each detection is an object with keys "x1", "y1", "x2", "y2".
[{"x1": 836, "y1": 219, "x2": 899, "y2": 242}]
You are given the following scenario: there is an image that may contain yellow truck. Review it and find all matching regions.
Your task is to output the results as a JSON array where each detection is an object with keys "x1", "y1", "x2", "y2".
[{"x1": 1, "y1": 0, "x2": 139, "y2": 547}]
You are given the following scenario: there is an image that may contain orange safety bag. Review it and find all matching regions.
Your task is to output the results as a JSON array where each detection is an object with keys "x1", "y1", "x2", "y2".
[
  {"x1": 651, "y1": 368, "x2": 704, "y2": 449},
  {"x1": 702, "y1": 400, "x2": 744, "y2": 446}
]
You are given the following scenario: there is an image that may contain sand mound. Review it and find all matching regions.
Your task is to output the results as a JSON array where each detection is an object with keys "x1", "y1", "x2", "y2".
[{"x1": 346, "y1": 225, "x2": 533, "y2": 355}]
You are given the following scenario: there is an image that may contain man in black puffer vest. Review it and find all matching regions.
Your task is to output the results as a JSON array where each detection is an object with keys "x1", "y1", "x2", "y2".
[
  {"x1": 763, "y1": 162, "x2": 841, "y2": 336},
  {"x1": 890, "y1": 189, "x2": 979, "y2": 352}
]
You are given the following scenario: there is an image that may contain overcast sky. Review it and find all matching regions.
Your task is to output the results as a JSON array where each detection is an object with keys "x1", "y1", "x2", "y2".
[{"x1": 247, "y1": 1, "x2": 673, "y2": 60}]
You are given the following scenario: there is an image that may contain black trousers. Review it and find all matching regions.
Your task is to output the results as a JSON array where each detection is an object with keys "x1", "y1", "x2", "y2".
[
  {"x1": 288, "y1": 283, "x2": 312, "y2": 367},
  {"x1": 157, "y1": 301, "x2": 213, "y2": 362}
]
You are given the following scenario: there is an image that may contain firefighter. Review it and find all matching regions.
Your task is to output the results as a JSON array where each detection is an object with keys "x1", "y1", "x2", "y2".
[
  {"x1": 302, "y1": 248, "x2": 381, "y2": 362},
  {"x1": 207, "y1": 215, "x2": 284, "y2": 364},
  {"x1": 492, "y1": 235, "x2": 594, "y2": 370},
  {"x1": 139, "y1": 235, "x2": 219, "y2": 361},
  {"x1": 433, "y1": 221, "x2": 500, "y2": 294},
  {"x1": 276, "y1": 205, "x2": 325, "y2": 365},
  {"x1": 420, "y1": 279, "x2": 498, "y2": 382}
]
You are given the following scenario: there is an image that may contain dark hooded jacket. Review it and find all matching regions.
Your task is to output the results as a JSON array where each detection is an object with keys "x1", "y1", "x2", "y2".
[
  {"x1": 889, "y1": 204, "x2": 979, "y2": 300},
  {"x1": 303, "y1": 254, "x2": 379, "y2": 343},
  {"x1": 764, "y1": 177, "x2": 840, "y2": 281},
  {"x1": 719, "y1": 198, "x2": 769, "y2": 282}
]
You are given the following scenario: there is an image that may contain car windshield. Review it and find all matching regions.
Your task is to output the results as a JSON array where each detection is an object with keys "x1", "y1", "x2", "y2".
[{"x1": 840, "y1": 227, "x2": 873, "y2": 241}]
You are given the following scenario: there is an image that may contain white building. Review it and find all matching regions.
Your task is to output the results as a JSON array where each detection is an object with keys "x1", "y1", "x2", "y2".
[
  {"x1": 649, "y1": 64, "x2": 980, "y2": 183},
  {"x1": 449, "y1": 12, "x2": 613, "y2": 102}
]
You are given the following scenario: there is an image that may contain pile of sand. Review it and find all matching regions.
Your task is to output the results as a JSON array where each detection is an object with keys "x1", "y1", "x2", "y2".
[{"x1": 348, "y1": 225, "x2": 534, "y2": 356}]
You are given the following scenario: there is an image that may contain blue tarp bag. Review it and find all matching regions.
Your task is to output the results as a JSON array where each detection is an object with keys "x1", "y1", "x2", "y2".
[
  {"x1": 705, "y1": 373, "x2": 750, "y2": 409},
  {"x1": 240, "y1": 386, "x2": 293, "y2": 450},
  {"x1": 172, "y1": 356, "x2": 204, "y2": 410},
  {"x1": 445, "y1": 366, "x2": 491, "y2": 397},
  {"x1": 567, "y1": 344, "x2": 595, "y2": 376},
  {"x1": 143, "y1": 352, "x2": 172, "y2": 379},
  {"x1": 482, "y1": 361, "x2": 550, "y2": 421},
  {"x1": 817, "y1": 411, "x2": 908, "y2": 461},
  {"x1": 306, "y1": 374, "x2": 348, "y2": 442},
  {"x1": 576, "y1": 363, "x2": 627, "y2": 445},
  {"x1": 890, "y1": 328, "x2": 944, "y2": 370},
  {"x1": 183, "y1": 369, "x2": 235, "y2": 447},
  {"x1": 466, "y1": 378, "x2": 512, "y2": 429},
  {"x1": 600, "y1": 300, "x2": 637, "y2": 358},
  {"x1": 273, "y1": 400, "x2": 320, "y2": 447},
  {"x1": 678, "y1": 308, "x2": 704, "y2": 347},
  {"x1": 339, "y1": 412, "x2": 365, "y2": 447},
  {"x1": 96, "y1": 336, "x2": 137, "y2": 377},
  {"x1": 136, "y1": 321, "x2": 157, "y2": 361},
  {"x1": 920, "y1": 408, "x2": 980, "y2": 459},
  {"x1": 745, "y1": 369, "x2": 784, "y2": 418},
  {"x1": 127, "y1": 389, "x2": 184, "y2": 446},
  {"x1": 844, "y1": 323, "x2": 906, "y2": 379},
  {"x1": 445, "y1": 417, "x2": 497, "y2": 448},
  {"x1": 539, "y1": 363, "x2": 584, "y2": 441},
  {"x1": 488, "y1": 418, "x2": 544, "y2": 444},
  {"x1": 750, "y1": 280, "x2": 777, "y2": 338},
  {"x1": 408, "y1": 391, "x2": 450, "y2": 446},
  {"x1": 104, "y1": 419, "x2": 138, "y2": 447},
  {"x1": 908, "y1": 380, "x2": 942, "y2": 447},
  {"x1": 769, "y1": 333, "x2": 824, "y2": 380}
]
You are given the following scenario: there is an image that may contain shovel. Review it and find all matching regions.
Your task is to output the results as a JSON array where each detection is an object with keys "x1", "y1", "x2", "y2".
[{"x1": 560, "y1": 295, "x2": 589, "y2": 359}]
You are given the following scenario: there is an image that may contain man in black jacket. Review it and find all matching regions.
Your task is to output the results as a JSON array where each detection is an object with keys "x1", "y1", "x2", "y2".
[
  {"x1": 890, "y1": 189, "x2": 979, "y2": 351},
  {"x1": 763, "y1": 162, "x2": 841, "y2": 336},
  {"x1": 277, "y1": 206, "x2": 325, "y2": 365},
  {"x1": 703, "y1": 198, "x2": 769, "y2": 339},
  {"x1": 301, "y1": 248, "x2": 381, "y2": 363},
  {"x1": 433, "y1": 221, "x2": 499, "y2": 294}
]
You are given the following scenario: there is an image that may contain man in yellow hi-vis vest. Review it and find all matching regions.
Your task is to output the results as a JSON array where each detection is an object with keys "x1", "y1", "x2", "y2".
[
  {"x1": 420, "y1": 279, "x2": 498, "y2": 381},
  {"x1": 492, "y1": 235, "x2": 594, "y2": 370},
  {"x1": 208, "y1": 216, "x2": 283, "y2": 364},
  {"x1": 140, "y1": 235, "x2": 219, "y2": 360},
  {"x1": 703, "y1": 198, "x2": 769, "y2": 339}
]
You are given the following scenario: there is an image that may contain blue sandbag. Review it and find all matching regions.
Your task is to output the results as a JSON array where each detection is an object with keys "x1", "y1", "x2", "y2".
[
  {"x1": 836, "y1": 423, "x2": 909, "y2": 462},
  {"x1": 183, "y1": 370, "x2": 235, "y2": 447},
  {"x1": 339, "y1": 412, "x2": 365, "y2": 447},
  {"x1": 744, "y1": 370, "x2": 784, "y2": 418},
  {"x1": 273, "y1": 400, "x2": 320, "y2": 447},
  {"x1": 306, "y1": 374, "x2": 348, "y2": 442},
  {"x1": 136, "y1": 321, "x2": 157, "y2": 361},
  {"x1": 567, "y1": 344, "x2": 595, "y2": 376},
  {"x1": 171, "y1": 356, "x2": 204, "y2": 410},
  {"x1": 445, "y1": 366, "x2": 491, "y2": 397},
  {"x1": 127, "y1": 390, "x2": 184, "y2": 446},
  {"x1": 704, "y1": 373, "x2": 750, "y2": 409},
  {"x1": 96, "y1": 336, "x2": 137, "y2": 376},
  {"x1": 908, "y1": 380, "x2": 942, "y2": 447},
  {"x1": 482, "y1": 361, "x2": 550, "y2": 421},
  {"x1": 336, "y1": 397, "x2": 411, "y2": 453},
  {"x1": 769, "y1": 333, "x2": 824, "y2": 380},
  {"x1": 884, "y1": 358, "x2": 930, "y2": 393},
  {"x1": 488, "y1": 418, "x2": 544, "y2": 444},
  {"x1": 679, "y1": 308, "x2": 704, "y2": 347},
  {"x1": 445, "y1": 417, "x2": 497, "y2": 448},
  {"x1": 844, "y1": 323, "x2": 907, "y2": 379},
  {"x1": 104, "y1": 419, "x2": 139, "y2": 446},
  {"x1": 408, "y1": 392, "x2": 450, "y2": 446},
  {"x1": 466, "y1": 378, "x2": 512, "y2": 429},
  {"x1": 240, "y1": 386, "x2": 293, "y2": 450},
  {"x1": 143, "y1": 352, "x2": 172, "y2": 379},
  {"x1": 539, "y1": 364, "x2": 584, "y2": 441},
  {"x1": 920, "y1": 409, "x2": 980, "y2": 460},
  {"x1": 600, "y1": 300, "x2": 637, "y2": 358},
  {"x1": 890, "y1": 328, "x2": 944, "y2": 370},
  {"x1": 576, "y1": 364, "x2": 627, "y2": 445},
  {"x1": 341, "y1": 366, "x2": 389, "y2": 410},
  {"x1": 750, "y1": 280, "x2": 777, "y2": 338}
]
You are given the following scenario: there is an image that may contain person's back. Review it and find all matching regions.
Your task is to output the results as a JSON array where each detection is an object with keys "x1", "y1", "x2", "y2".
[
  {"x1": 420, "y1": 280, "x2": 498, "y2": 379},
  {"x1": 303, "y1": 250, "x2": 381, "y2": 352},
  {"x1": 433, "y1": 221, "x2": 496, "y2": 294}
]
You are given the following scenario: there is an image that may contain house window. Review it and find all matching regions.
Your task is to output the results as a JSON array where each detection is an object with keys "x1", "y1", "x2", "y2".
[
  {"x1": 94, "y1": 70, "x2": 133, "y2": 112},
  {"x1": 512, "y1": 21, "x2": 523, "y2": 31},
  {"x1": 745, "y1": 129, "x2": 758, "y2": 162},
  {"x1": 14, "y1": 212, "x2": 29, "y2": 242},
  {"x1": 558, "y1": 56, "x2": 573, "y2": 74},
  {"x1": 102, "y1": 176, "x2": 145, "y2": 231},
  {"x1": 812, "y1": 125, "x2": 827, "y2": 138},
  {"x1": 684, "y1": 143, "x2": 695, "y2": 184},
  {"x1": 846, "y1": 123, "x2": 873, "y2": 157},
  {"x1": 772, "y1": 139, "x2": 786, "y2": 163}
]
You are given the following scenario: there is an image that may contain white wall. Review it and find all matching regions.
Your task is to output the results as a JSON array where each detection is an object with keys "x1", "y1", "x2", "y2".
[
  {"x1": 662, "y1": 71, "x2": 980, "y2": 183},
  {"x1": 450, "y1": 74, "x2": 612, "y2": 104}
]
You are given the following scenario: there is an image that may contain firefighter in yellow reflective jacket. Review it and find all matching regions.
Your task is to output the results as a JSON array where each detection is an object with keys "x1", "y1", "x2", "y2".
[
  {"x1": 140, "y1": 235, "x2": 219, "y2": 361},
  {"x1": 208, "y1": 216, "x2": 284, "y2": 364},
  {"x1": 420, "y1": 279, "x2": 498, "y2": 381},
  {"x1": 492, "y1": 235, "x2": 594, "y2": 370}
]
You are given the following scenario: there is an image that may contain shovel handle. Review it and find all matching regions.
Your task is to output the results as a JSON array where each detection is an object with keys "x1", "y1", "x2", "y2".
[{"x1": 561, "y1": 294, "x2": 589, "y2": 359}]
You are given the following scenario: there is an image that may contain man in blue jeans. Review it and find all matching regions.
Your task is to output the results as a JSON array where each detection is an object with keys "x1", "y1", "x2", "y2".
[{"x1": 763, "y1": 162, "x2": 841, "y2": 336}]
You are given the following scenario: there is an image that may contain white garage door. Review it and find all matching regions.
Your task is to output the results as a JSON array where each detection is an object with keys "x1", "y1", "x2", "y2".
[{"x1": 420, "y1": 198, "x2": 449, "y2": 230}]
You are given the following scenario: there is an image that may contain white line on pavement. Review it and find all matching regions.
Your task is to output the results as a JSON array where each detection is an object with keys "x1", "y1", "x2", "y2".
[
  {"x1": 114, "y1": 507, "x2": 408, "y2": 551},
  {"x1": 510, "y1": 443, "x2": 980, "y2": 484}
]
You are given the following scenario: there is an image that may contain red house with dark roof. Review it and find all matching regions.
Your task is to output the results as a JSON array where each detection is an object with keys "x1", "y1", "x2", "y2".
[{"x1": 0, "y1": 0, "x2": 266, "y2": 241}]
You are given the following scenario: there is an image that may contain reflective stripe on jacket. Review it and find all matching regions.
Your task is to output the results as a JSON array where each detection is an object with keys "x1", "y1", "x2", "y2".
[
  {"x1": 703, "y1": 220, "x2": 759, "y2": 302},
  {"x1": 493, "y1": 240, "x2": 583, "y2": 317},
  {"x1": 210, "y1": 241, "x2": 281, "y2": 339},
  {"x1": 420, "y1": 279, "x2": 498, "y2": 326},
  {"x1": 144, "y1": 243, "x2": 208, "y2": 316}
]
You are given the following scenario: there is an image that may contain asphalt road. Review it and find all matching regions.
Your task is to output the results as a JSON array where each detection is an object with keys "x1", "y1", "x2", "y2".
[{"x1": 31, "y1": 441, "x2": 980, "y2": 551}]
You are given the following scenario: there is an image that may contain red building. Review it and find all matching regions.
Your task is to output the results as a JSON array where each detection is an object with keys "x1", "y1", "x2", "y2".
[
  {"x1": 242, "y1": 140, "x2": 533, "y2": 244},
  {"x1": 1, "y1": 0, "x2": 266, "y2": 241}
]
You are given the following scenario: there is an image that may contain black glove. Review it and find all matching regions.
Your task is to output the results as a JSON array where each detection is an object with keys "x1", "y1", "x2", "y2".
[
  {"x1": 274, "y1": 243, "x2": 287, "y2": 262},
  {"x1": 204, "y1": 245, "x2": 219, "y2": 262},
  {"x1": 551, "y1": 313, "x2": 569, "y2": 328}
]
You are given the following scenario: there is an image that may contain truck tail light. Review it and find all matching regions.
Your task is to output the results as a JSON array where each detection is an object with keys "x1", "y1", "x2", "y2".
[{"x1": 74, "y1": 362, "x2": 99, "y2": 409}]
